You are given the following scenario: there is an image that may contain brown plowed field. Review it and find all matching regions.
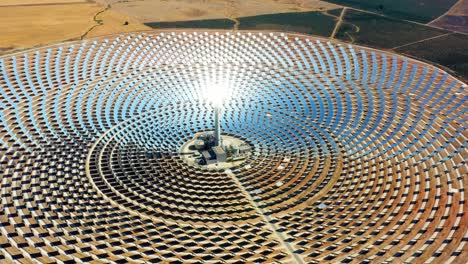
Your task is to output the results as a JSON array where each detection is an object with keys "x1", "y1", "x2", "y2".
[
  {"x1": 430, "y1": 0, "x2": 468, "y2": 33},
  {"x1": 0, "y1": 1, "x2": 149, "y2": 54},
  {"x1": 0, "y1": 0, "x2": 89, "y2": 6},
  {"x1": 94, "y1": 0, "x2": 340, "y2": 22}
]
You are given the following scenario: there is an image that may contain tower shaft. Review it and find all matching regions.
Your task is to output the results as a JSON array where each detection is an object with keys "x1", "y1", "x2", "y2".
[{"x1": 214, "y1": 106, "x2": 221, "y2": 146}]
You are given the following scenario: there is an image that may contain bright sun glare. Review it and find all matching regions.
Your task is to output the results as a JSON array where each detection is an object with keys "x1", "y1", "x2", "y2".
[{"x1": 204, "y1": 82, "x2": 228, "y2": 108}]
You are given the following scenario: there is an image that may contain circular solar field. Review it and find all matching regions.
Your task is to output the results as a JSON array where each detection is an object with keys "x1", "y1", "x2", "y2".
[{"x1": 0, "y1": 30, "x2": 466, "y2": 263}]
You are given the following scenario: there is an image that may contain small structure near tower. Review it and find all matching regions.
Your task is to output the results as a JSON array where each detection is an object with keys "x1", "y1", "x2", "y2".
[{"x1": 180, "y1": 132, "x2": 252, "y2": 169}]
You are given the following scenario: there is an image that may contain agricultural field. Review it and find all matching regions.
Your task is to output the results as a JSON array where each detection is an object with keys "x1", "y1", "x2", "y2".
[
  {"x1": 0, "y1": 3, "x2": 101, "y2": 51},
  {"x1": 335, "y1": 9, "x2": 448, "y2": 48},
  {"x1": 84, "y1": 7, "x2": 151, "y2": 39},
  {"x1": 0, "y1": 1, "x2": 149, "y2": 54},
  {"x1": 237, "y1": 10, "x2": 339, "y2": 37},
  {"x1": 95, "y1": 0, "x2": 340, "y2": 23},
  {"x1": 146, "y1": 19, "x2": 235, "y2": 30},
  {"x1": 323, "y1": 0, "x2": 459, "y2": 23},
  {"x1": 430, "y1": 0, "x2": 468, "y2": 33},
  {"x1": 146, "y1": 10, "x2": 341, "y2": 37},
  {"x1": 0, "y1": 0, "x2": 89, "y2": 5},
  {"x1": 395, "y1": 33, "x2": 468, "y2": 81}
]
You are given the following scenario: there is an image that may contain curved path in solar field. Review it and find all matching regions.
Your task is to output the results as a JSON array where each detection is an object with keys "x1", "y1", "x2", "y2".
[{"x1": 0, "y1": 30, "x2": 466, "y2": 263}]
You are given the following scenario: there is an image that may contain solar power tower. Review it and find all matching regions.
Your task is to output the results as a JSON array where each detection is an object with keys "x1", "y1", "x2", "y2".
[{"x1": 214, "y1": 104, "x2": 222, "y2": 146}]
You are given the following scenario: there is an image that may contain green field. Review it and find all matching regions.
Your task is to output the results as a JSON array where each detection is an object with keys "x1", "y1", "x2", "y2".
[
  {"x1": 335, "y1": 9, "x2": 448, "y2": 48},
  {"x1": 145, "y1": 10, "x2": 341, "y2": 38},
  {"x1": 323, "y1": 0, "x2": 458, "y2": 23},
  {"x1": 237, "y1": 10, "x2": 340, "y2": 37},
  {"x1": 145, "y1": 19, "x2": 234, "y2": 30},
  {"x1": 395, "y1": 33, "x2": 468, "y2": 81}
]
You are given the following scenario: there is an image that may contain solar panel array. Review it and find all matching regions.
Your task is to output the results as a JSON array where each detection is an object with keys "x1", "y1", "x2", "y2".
[{"x1": 0, "y1": 30, "x2": 466, "y2": 263}]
